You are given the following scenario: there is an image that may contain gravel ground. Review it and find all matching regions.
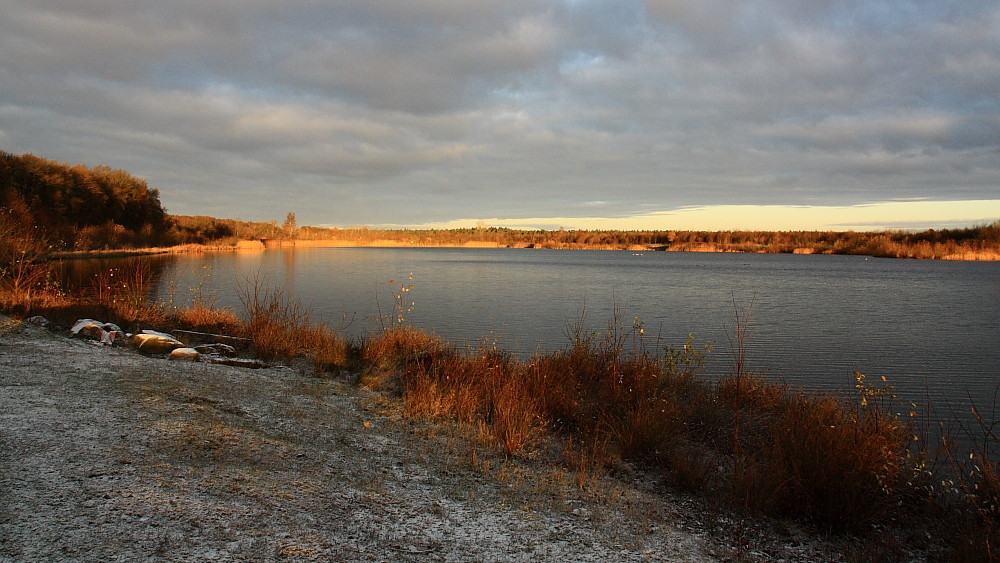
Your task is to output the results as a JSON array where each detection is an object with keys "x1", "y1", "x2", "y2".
[{"x1": 0, "y1": 316, "x2": 866, "y2": 562}]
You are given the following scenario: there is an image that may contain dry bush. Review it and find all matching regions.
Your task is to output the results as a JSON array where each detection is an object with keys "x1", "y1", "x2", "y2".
[
  {"x1": 664, "y1": 441, "x2": 724, "y2": 493},
  {"x1": 404, "y1": 353, "x2": 483, "y2": 422},
  {"x1": 364, "y1": 306, "x2": 927, "y2": 536},
  {"x1": 0, "y1": 211, "x2": 61, "y2": 314},
  {"x1": 717, "y1": 373, "x2": 790, "y2": 413},
  {"x1": 405, "y1": 372, "x2": 481, "y2": 421},
  {"x1": 0, "y1": 282, "x2": 70, "y2": 315},
  {"x1": 485, "y1": 362, "x2": 544, "y2": 456},
  {"x1": 90, "y1": 258, "x2": 171, "y2": 326},
  {"x1": 361, "y1": 327, "x2": 451, "y2": 379},
  {"x1": 234, "y1": 271, "x2": 349, "y2": 370},
  {"x1": 605, "y1": 396, "x2": 685, "y2": 463},
  {"x1": 759, "y1": 394, "x2": 909, "y2": 527},
  {"x1": 299, "y1": 325, "x2": 350, "y2": 374},
  {"x1": 522, "y1": 352, "x2": 587, "y2": 433},
  {"x1": 714, "y1": 373, "x2": 913, "y2": 530},
  {"x1": 172, "y1": 304, "x2": 244, "y2": 335},
  {"x1": 942, "y1": 393, "x2": 1000, "y2": 559},
  {"x1": 393, "y1": 321, "x2": 717, "y2": 466},
  {"x1": 562, "y1": 435, "x2": 611, "y2": 489},
  {"x1": 398, "y1": 345, "x2": 544, "y2": 456},
  {"x1": 236, "y1": 272, "x2": 311, "y2": 361}
]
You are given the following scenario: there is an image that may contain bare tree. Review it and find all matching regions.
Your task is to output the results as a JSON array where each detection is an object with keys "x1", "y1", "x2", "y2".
[{"x1": 282, "y1": 212, "x2": 299, "y2": 238}]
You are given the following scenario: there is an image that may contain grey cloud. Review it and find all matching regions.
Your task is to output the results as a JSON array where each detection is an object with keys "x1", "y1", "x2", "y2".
[
  {"x1": 1, "y1": 0, "x2": 998, "y2": 227},
  {"x1": 755, "y1": 115, "x2": 1000, "y2": 153},
  {"x1": 272, "y1": 9, "x2": 567, "y2": 113}
]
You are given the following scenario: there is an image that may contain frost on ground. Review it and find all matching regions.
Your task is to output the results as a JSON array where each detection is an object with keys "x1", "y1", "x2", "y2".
[{"x1": 0, "y1": 316, "x2": 847, "y2": 562}]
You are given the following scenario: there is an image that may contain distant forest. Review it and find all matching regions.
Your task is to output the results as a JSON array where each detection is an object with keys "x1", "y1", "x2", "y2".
[
  {"x1": 289, "y1": 223, "x2": 1000, "y2": 259},
  {"x1": 1, "y1": 151, "x2": 998, "y2": 259}
]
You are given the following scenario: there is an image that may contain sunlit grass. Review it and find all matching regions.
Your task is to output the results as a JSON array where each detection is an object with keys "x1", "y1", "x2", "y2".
[{"x1": 360, "y1": 315, "x2": 927, "y2": 532}]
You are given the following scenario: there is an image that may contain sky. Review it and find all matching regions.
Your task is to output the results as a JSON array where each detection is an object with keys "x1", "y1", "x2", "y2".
[{"x1": 1, "y1": 1, "x2": 998, "y2": 231}]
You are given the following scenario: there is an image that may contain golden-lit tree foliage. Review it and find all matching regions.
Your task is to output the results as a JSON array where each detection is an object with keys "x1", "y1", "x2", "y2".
[{"x1": 0, "y1": 152, "x2": 167, "y2": 250}]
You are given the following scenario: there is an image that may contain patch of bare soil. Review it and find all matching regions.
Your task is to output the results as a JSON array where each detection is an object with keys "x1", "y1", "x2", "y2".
[{"x1": 0, "y1": 316, "x2": 866, "y2": 562}]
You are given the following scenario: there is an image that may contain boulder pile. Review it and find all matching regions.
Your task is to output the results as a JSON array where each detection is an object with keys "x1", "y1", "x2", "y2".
[
  {"x1": 69, "y1": 319, "x2": 126, "y2": 346},
  {"x1": 30, "y1": 316, "x2": 267, "y2": 369}
]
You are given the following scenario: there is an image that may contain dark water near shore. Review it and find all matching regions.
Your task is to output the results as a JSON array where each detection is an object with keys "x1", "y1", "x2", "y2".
[{"x1": 64, "y1": 247, "x2": 1000, "y2": 420}]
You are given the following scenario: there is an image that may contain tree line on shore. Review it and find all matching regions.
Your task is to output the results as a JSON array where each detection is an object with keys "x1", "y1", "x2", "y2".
[
  {"x1": 1, "y1": 151, "x2": 168, "y2": 250},
  {"x1": 291, "y1": 222, "x2": 1000, "y2": 259},
  {"x1": 2, "y1": 151, "x2": 998, "y2": 260}
]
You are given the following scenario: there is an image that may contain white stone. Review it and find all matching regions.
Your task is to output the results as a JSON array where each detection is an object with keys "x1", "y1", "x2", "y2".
[
  {"x1": 70, "y1": 319, "x2": 106, "y2": 340},
  {"x1": 168, "y1": 348, "x2": 201, "y2": 362},
  {"x1": 130, "y1": 332, "x2": 185, "y2": 354}
]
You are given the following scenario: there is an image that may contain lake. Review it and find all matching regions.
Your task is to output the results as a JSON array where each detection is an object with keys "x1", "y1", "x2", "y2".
[{"x1": 64, "y1": 247, "x2": 1000, "y2": 421}]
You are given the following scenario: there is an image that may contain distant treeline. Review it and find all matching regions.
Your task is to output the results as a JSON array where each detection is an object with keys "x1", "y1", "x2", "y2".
[
  {"x1": 286, "y1": 223, "x2": 1000, "y2": 260},
  {"x1": 2, "y1": 151, "x2": 998, "y2": 259}
]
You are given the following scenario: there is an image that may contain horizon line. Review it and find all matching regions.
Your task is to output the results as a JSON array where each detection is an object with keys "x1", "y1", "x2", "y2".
[{"x1": 316, "y1": 200, "x2": 1000, "y2": 232}]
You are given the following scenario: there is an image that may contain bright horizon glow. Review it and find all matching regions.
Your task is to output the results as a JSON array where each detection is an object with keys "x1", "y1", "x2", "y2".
[{"x1": 367, "y1": 200, "x2": 1000, "y2": 232}]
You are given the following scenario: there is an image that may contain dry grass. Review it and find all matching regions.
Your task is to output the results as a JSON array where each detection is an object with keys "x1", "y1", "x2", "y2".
[
  {"x1": 298, "y1": 325, "x2": 350, "y2": 374},
  {"x1": 235, "y1": 274, "x2": 309, "y2": 361},
  {"x1": 360, "y1": 327, "x2": 451, "y2": 390},
  {"x1": 234, "y1": 271, "x2": 349, "y2": 373},
  {"x1": 938, "y1": 392, "x2": 1000, "y2": 560},
  {"x1": 0, "y1": 285, "x2": 71, "y2": 317},
  {"x1": 726, "y1": 385, "x2": 911, "y2": 528},
  {"x1": 171, "y1": 304, "x2": 243, "y2": 335},
  {"x1": 362, "y1": 321, "x2": 925, "y2": 533}
]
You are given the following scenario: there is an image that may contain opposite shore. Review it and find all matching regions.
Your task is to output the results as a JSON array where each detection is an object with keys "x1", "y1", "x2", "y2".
[{"x1": 50, "y1": 235, "x2": 1000, "y2": 261}]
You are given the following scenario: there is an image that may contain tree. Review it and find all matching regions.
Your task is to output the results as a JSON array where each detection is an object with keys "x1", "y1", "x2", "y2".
[{"x1": 282, "y1": 212, "x2": 298, "y2": 238}]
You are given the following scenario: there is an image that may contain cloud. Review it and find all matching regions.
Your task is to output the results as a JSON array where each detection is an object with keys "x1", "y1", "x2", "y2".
[{"x1": 1, "y1": 0, "x2": 998, "y2": 227}]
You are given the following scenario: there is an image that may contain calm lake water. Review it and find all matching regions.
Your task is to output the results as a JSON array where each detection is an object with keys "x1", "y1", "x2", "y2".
[{"x1": 65, "y1": 247, "x2": 1000, "y2": 419}]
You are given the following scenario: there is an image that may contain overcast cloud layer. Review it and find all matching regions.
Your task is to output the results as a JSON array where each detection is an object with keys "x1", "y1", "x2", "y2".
[{"x1": 2, "y1": 1, "x2": 998, "y2": 229}]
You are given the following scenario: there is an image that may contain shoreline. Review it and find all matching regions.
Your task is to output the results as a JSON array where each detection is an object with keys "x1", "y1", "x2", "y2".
[
  {"x1": 0, "y1": 316, "x2": 857, "y2": 562},
  {"x1": 50, "y1": 243, "x2": 246, "y2": 260},
  {"x1": 51, "y1": 238, "x2": 1000, "y2": 261}
]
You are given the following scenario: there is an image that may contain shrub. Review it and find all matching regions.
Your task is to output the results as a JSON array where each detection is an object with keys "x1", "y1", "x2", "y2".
[
  {"x1": 362, "y1": 327, "x2": 451, "y2": 379},
  {"x1": 91, "y1": 258, "x2": 168, "y2": 325},
  {"x1": 942, "y1": 392, "x2": 1000, "y2": 559},
  {"x1": 0, "y1": 210, "x2": 59, "y2": 313},
  {"x1": 235, "y1": 271, "x2": 349, "y2": 371},
  {"x1": 717, "y1": 372, "x2": 912, "y2": 530},
  {"x1": 172, "y1": 304, "x2": 243, "y2": 335},
  {"x1": 236, "y1": 272, "x2": 311, "y2": 361},
  {"x1": 299, "y1": 324, "x2": 350, "y2": 374}
]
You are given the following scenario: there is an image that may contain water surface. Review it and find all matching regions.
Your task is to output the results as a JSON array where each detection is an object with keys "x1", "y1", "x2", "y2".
[{"x1": 67, "y1": 247, "x2": 1000, "y2": 419}]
